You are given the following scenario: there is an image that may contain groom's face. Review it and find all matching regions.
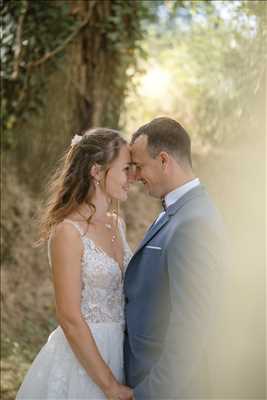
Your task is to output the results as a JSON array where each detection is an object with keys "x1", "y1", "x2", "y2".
[{"x1": 130, "y1": 135, "x2": 165, "y2": 198}]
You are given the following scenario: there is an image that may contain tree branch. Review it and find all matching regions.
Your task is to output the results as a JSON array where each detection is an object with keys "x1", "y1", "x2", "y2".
[
  {"x1": 11, "y1": 0, "x2": 28, "y2": 80},
  {"x1": 27, "y1": 1, "x2": 97, "y2": 70}
]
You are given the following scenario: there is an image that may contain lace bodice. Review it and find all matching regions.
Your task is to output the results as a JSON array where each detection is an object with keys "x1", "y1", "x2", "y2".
[{"x1": 48, "y1": 218, "x2": 132, "y2": 324}]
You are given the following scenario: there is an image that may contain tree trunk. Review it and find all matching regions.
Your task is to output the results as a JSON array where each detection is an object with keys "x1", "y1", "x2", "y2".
[{"x1": 69, "y1": 0, "x2": 136, "y2": 133}]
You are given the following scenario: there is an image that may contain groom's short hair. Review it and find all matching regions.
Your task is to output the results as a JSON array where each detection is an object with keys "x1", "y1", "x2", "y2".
[{"x1": 131, "y1": 117, "x2": 192, "y2": 167}]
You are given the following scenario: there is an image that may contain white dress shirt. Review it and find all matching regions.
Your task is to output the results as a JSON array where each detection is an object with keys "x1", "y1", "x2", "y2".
[{"x1": 154, "y1": 178, "x2": 200, "y2": 225}]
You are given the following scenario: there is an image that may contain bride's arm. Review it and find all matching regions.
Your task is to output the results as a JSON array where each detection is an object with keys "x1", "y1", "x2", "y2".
[{"x1": 50, "y1": 223, "x2": 131, "y2": 399}]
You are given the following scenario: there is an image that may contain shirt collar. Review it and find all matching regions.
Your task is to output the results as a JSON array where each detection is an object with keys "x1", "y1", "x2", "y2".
[{"x1": 164, "y1": 178, "x2": 200, "y2": 209}]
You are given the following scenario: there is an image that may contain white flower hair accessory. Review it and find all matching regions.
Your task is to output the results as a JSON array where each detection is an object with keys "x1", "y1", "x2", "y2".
[{"x1": 71, "y1": 134, "x2": 83, "y2": 146}]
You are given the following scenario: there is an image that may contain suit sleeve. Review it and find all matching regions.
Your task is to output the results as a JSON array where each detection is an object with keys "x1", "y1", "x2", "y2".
[{"x1": 133, "y1": 218, "x2": 225, "y2": 399}]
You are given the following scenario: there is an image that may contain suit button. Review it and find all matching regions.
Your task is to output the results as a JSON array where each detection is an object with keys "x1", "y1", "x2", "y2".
[{"x1": 125, "y1": 297, "x2": 129, "y2": 304}]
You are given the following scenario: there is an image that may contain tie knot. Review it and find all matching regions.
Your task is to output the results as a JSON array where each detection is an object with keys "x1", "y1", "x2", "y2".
[{"x1": 161, "y1": 198, "x2": 167, "y2": 211}]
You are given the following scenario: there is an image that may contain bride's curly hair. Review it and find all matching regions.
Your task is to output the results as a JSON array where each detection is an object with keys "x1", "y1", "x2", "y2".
[{"x1": 37, "y1": 128, "x2": 127, "y2": 244}]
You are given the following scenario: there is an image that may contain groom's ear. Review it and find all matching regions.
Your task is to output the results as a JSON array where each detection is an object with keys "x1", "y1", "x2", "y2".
[{"x1": 158, "y1": 151, "x2": 169, "y2": 170}]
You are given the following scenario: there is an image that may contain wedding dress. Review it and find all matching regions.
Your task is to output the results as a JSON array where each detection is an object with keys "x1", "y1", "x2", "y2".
[{"x1": 16, "y1": 218, "x2": 132, "y2": 399}]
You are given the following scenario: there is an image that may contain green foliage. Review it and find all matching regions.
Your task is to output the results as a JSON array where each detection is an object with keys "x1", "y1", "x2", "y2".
[
  {"x1": 3, "y1": 0, "x2": 265, "y2": 149},
  {"x1": 122, "y1": 0, "x2": 266, "y2": 143},
  {"x1": 1, "y1": 0, "x2": 79, "y2": 149}
]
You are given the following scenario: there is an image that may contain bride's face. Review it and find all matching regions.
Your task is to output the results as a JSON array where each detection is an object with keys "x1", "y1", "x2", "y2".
[{"x1": 105, "y1": 144, "x2": 131, "y2": 202}]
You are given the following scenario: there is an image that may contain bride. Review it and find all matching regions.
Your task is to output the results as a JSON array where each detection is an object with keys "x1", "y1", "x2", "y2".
[{"x1": 16, "y1": 128, "x2": 133, "y2": 400}]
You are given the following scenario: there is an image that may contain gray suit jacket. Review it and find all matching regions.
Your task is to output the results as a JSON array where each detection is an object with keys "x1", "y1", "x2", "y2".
[{"x1": 124, "y1": 185, "x2": 226, "y2": 399}]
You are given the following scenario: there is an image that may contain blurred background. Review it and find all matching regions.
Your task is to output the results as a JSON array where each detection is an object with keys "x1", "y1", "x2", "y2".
[{"x1": 1, "y1": 0, "x2": 266, "y2": 399}]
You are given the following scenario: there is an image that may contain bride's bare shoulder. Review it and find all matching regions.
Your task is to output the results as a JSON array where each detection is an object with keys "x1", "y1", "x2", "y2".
[
  {"x1": 51, "y1": 220, "x2": 82, "y2": 244},
  {"x1": 49, "y1": 221, "x2": 83, "y2": 264}
]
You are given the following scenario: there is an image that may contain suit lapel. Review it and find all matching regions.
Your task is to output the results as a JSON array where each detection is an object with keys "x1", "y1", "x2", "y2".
[
  {"x1": 132, "y1": 184, "x2": 205, "y2": 257},
  {"x1": 134, "y1": 212, "x2": 171, "y2": 254}
]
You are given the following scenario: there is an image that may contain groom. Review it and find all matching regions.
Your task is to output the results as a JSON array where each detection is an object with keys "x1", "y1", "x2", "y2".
[{"x1": 124, "y1": 117, "x2": 226, "y2": 399}]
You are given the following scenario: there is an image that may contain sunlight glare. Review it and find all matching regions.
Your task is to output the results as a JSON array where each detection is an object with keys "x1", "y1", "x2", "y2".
[{"x1": 139, "y1": 67, "x2": 171, "y2": 98}]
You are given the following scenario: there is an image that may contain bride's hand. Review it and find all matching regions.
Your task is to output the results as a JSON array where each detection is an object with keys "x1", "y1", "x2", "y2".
[
  {"x1": 117, "y1": 384, "x2": 133, "y2": 400},
  {"x1": 105, "y1": 381, "x2": 133, "y2": 400}
]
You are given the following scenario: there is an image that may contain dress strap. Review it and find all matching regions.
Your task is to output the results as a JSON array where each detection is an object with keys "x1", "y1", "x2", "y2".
[{"x1": 63, "y1": 219, "x2": 84, "y2": 236}]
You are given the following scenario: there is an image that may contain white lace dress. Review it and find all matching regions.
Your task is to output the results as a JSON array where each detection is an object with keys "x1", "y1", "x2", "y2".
[{"x1": 16, "y1": 218, "x2": 132, "y2": 399}]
